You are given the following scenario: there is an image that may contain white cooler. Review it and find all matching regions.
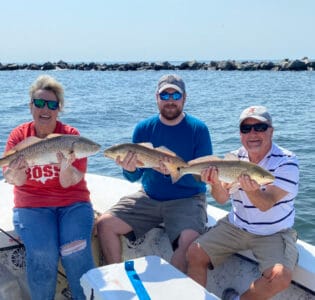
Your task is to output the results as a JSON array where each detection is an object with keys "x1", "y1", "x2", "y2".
[{"x1": 80, "y1": 255, "x2": 219, "y2": 300}]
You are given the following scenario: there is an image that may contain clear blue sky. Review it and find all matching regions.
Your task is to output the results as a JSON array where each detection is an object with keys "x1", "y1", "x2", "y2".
[{"x1": 1, "y1": 0, "x2": 314, "y2": 63}]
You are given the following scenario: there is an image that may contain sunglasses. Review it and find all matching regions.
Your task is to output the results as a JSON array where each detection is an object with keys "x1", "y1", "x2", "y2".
[
  {"x1": 33, "y1": 98, "x2": 59, "y2": 110},
  {"x1": 240, "y1": 123, "x2": 270, "y2": 134},
  {"x1": 159, "y1": 91, "x2": 183, "y2": 101}
]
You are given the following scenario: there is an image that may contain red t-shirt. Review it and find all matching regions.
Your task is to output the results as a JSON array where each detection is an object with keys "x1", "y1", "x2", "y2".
[{"x1": 5, "y1": 121, "x2": 91, "y2": 208}]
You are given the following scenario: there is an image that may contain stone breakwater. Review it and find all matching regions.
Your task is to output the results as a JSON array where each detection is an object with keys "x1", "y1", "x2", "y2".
[{"x1": 0, "y1": 58, "x2": 314, "y2": 71}]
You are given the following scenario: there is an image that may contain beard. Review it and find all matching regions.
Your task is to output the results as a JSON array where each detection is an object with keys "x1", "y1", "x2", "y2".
[{"x1": 160, "y1": 104, "x2": 183, "y2": 120}]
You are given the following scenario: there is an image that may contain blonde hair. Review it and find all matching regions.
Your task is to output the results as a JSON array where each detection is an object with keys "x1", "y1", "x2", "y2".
[{"x1": 29, "y1": 75, "x2": 65, "y2": 111}]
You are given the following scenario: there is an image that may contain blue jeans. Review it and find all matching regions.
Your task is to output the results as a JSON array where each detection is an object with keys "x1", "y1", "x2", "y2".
[{"x1": 13, "y1": 202, "x2": 95, "y2": 300}]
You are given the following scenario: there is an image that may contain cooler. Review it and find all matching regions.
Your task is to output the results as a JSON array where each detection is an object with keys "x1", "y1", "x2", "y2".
[{"x1": 80, "y1": 255, "x2": 219, "y2": 300}]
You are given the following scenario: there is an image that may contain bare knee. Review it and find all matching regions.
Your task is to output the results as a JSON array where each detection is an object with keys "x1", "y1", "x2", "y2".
[
  {"x1": 187, "y1": 242, "x2": 211, "y2": 267},
  {"x1": 96, "y1": 213, "x2": 115, "y2": 234},
  {"x1": 263, "y1": 264, "x2": 292, "y2": 291},
  {"x1": 276, "y1": 265, "x2": 292, "y2": 290},
  {"x1": 60, "y1": 240, "x2": 86, "y2": 256},
  {"x1": 176, "y1": 229, "x2": 200, "y2": 250},
  {"x1": 96, "y1": 214, "x2": 109, "y2": 227},
  {"x1": 96, "y1": 213, "x2": 131, "y2": 236}
]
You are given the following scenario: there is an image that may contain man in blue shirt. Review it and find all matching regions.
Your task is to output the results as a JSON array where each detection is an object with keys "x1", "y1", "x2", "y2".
[{"x1": 97, "y1": 74, "x2": 213, "y2": 272}]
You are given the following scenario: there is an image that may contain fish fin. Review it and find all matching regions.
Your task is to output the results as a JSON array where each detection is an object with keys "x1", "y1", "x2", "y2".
[
  {"x1": 138, "y1": 142, "x2": 154, "y2": 149},
  {"x1": 170, "y1": 170, "x2": 201, "y2": 184},
  {"x1": 46, "y1": 133, "x2": 64, "y2": 139},
  {"x1": 3, "y1": 136, "x2": 43, "y2": 155},
  {"x1": 137, "y1": 142, "x2": 177, "y2": 157},
  {"x1": 59, "y1": 156, "x2": 72, "y2": 170},
  {"x1": 2, "y1": 149, "x2": 17, "y2": 156},
  {"x1": 164, "y1": 162, "x2": 180, "y2": 183},
  {"x1": 155, "y1": 146, "x2": 177, "y2": 157},
  {"x1": 136, "y1": 159, "x2": 145, "y2": 167},
  {"x1": 187, "y1": 155, "x2": 221, "y2": 165},
  {"x1": 224, "y1": 153, "x2": 239, "y2": 161}
]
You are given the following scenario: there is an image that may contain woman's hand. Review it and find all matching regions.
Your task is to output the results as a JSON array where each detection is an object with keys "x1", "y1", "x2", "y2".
[
  {"x1": 57, "y1": 152, "x2": 83, "y2": 188},
  {"x1": 4, "y1": 155, "x2": 28, "y2": 186},
  {"x1": 57, "y1": 151, "x2": 75, "y2": 171}
]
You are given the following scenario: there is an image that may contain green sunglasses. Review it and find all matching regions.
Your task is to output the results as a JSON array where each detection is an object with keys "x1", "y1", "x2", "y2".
[{"x1": 32, "y1": 98, "x2": 59, "y2": 110}]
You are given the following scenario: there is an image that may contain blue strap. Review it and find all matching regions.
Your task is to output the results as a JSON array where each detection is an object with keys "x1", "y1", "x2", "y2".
[{"x1": 124, "y1": 260, "x2": 151, "y2": 300}]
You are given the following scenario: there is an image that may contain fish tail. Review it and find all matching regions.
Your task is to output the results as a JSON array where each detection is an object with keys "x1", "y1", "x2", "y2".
[
  {"x1": 165, "y1": 163, "x2": 182, "y2": 183},
  {"x1": 0, "y1": 158, "x2": 8, "y2": 168}
]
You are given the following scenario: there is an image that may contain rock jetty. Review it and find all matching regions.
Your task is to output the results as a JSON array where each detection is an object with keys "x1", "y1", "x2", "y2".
[{"x1": 0, "y1": 58, "x2": 314, "y2": 71}]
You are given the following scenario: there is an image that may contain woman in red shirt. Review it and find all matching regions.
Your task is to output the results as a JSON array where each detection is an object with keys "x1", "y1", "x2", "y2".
[{"x1": 3, "y1": 75, "x2": 94, "y2": 300}]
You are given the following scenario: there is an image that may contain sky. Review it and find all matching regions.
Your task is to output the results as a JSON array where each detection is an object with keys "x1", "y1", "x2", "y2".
[{"x1": 1, "y1": 0, "x2": 314, "y2": 63}]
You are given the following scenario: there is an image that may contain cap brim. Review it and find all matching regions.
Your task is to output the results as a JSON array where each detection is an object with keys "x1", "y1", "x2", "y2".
[
  {"x1": 239, "y1": 116, "x2": 269, "y2": 124},
  {"x1": 158, "y1": 84, "x2": 183, "y2": 94}
]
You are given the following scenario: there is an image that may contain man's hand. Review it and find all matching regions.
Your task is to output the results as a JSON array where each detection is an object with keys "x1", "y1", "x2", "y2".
[
  {"x1": 154, "y1": 156, "x2": 172, "y2": 175},
  {"x1": 200, "y1": 166, "x2": 220, "y2": 185},
  {"x1": 116, "y1": 151, "x2": 138, "y2": 172},
  {"x1": 238, "y1": 174, "x2": 260, "y2": 192}
]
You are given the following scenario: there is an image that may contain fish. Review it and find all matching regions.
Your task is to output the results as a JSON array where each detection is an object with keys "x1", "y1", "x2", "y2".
[
  {"x1": 0, "y1": 134, "x2": 101, "y2": 168},
  {"x1": 104, "y1": 142, "x2": 189, "y2": 182},
  {"x1": 174, "y1": 153, "x2": 275, "y2": 191}
]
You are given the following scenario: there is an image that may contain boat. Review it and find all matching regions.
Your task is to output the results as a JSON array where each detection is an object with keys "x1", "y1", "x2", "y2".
[{"x1": 1, "y1": 173, "x2": 314, "y2": 299}]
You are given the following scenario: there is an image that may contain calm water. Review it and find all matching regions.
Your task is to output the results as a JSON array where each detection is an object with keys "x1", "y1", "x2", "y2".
[{"x1": 0, "y1": 70, "x2": 314, "y2": 244}]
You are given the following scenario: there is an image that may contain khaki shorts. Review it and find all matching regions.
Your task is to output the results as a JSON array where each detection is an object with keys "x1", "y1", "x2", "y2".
[
  {"x1": 108, "y1": 190, "x2": 208, "y2": 243},
  {"x1": 196, "y1": 216, "x2": 298, "y2": 272}
]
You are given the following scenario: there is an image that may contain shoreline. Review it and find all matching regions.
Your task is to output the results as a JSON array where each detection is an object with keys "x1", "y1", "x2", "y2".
[{"x1": 1, "y1": 58, "x2": 314, "y2": 71}]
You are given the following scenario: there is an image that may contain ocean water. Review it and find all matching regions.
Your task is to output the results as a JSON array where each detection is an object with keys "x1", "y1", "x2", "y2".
[{"x1": 0, "y1": 69, "x2": 314, "y2": 244}]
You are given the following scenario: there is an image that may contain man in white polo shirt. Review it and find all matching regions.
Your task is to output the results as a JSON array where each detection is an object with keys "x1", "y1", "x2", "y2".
[{"x1": 187, "y1": 106, "x2": 299, "y2": 300}]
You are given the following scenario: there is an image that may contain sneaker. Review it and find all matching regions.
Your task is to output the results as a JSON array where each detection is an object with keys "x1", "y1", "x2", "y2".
[
  {"x1": 222, "y1": 288, "x2": 240, "y2": 300},
  {"x1": 125, "y1": 234, "x2": 146, "y2": 249}
]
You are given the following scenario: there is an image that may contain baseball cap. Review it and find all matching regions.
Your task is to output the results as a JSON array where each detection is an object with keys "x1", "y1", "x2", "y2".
[
  {"x1": 239, "y1": 106, "x2": 272, "y2": 125},
  {"x1": 157, "y1": 74, "x2": 186, "y2": 94}
]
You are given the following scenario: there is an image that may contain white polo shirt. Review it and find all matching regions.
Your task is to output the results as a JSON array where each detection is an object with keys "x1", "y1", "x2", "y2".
[{"x1": 228, "y1": 143, "x2": 299, "y2": 235}]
